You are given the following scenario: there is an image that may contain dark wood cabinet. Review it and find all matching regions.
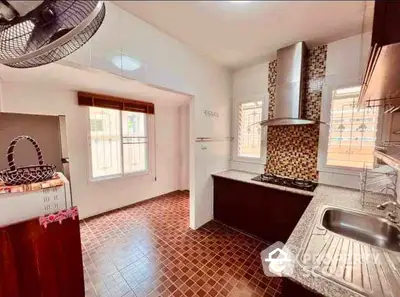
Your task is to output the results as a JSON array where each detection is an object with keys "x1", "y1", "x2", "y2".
[
  {"x1": 213, "y1": 176, "x2": 312, "y2": 243},
  {"x1": 0, "y1": 210, "x2": 84, "y2": 297},
  {"x1": 372, "y1": 0, "x2": 400, "y2": 47},
  {"x1": 282, "y1": 278, "x2": 322, "y2": 297}
]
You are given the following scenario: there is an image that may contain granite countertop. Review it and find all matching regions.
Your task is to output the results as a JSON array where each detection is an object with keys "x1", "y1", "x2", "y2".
[
  {"x1": 283, "y1": 185, "x2": 392, "y2": 297},
  {"x1": 211, "y1": 170, "x2": 315, "y2": 197},
  {"x1": 212, "y1": 169, "x2": 393, "y2": 297}
]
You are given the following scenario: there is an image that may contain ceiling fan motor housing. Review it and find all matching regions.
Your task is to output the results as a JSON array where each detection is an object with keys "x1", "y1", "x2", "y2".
[{"x1": 0, "y1": 0, "x2": 105, "y2": 68}]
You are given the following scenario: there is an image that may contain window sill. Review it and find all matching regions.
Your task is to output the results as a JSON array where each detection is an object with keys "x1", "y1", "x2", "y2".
[
  {"x1": 90, "y1": 170, "x2": 150, "y2": 183},
  {"x1": 318, "y1": 165, "x2": 363, "y2": 176},
  {"x1": 233, "y1": 156, "x2": 265, "y2": 165}
]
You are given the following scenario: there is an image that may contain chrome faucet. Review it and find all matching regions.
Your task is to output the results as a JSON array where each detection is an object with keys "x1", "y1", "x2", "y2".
[{"x1": 377, "y1": 200, "x2": 400, "y2": 223}]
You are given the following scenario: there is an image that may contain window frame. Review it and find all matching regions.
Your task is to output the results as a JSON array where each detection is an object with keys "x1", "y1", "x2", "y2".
[
  {"x1": 87, "y1": 107, "x2": 150, "y2": 182},
  {"x1": 318, "y1": 80, "x2": 385, "y2": 175},
  {"x1": 232, "y1": 94, "x2": 268, "y2": 165}
]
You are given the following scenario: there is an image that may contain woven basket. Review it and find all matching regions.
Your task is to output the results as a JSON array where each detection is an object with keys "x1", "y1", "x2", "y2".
[{"x1": 0, "y1": 136, "x2": 56, "y2": 185}]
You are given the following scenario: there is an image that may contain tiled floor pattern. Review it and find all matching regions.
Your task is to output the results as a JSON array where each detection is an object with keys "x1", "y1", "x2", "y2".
[{"x1": 81, "y1": 191, "x2": 283, "y2": 297}]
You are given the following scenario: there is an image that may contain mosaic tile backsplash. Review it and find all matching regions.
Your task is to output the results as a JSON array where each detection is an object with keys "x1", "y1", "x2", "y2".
[{"x1": 266, "y1": 45, "x2": 327, "y2": 181}]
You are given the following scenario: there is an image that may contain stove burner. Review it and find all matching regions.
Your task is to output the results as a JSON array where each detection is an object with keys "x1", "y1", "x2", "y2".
[
  {"x1": 260, "y1": 173, "x2": 276, "y2": 182},
  {"x1": 252, "y1": 173, "x2": 318, "y2": 192},
  {"x1": 292, "y1": 178, "x2": 315, "y2": 189}
]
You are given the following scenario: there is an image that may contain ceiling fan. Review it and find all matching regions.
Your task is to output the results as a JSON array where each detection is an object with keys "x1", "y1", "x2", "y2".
[{"x1": 0, "y1": 0, "x2": 105, "y2": 68}]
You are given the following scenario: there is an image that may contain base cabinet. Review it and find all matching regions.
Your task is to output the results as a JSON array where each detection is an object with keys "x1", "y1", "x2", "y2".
[
  {"x1": 213, "y1": 176, "x2": 312, "y2": 243},
  {"x1": 282, "y1": 278, "x2": 322, "y2": 297}
]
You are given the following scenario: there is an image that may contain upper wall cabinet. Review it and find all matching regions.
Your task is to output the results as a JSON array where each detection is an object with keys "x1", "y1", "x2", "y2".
[
  {"x1": 359, "y1": 0, "x2": 400, "y2": 109},
  {"x1": 372, "y1": 0, "x2": 400, "y2": 47}
]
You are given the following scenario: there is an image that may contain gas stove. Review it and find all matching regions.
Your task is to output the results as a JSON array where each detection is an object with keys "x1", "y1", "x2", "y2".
[{"x1": 251, "y1": 173, "x2": 318, "y2": 192}]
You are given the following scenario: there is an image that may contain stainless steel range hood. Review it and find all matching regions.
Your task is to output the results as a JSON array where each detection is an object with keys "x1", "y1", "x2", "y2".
[{"x1": 261, "y1": 42, "x2": 316, "y2": 126}]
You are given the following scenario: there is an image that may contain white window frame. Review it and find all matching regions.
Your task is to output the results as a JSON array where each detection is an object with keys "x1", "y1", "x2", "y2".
[
  {"x1": 232, "y1": 94, "x2": 268, "y2": 165},
  {"x1": 318, "y1": 79, "x2": 386, "y2": 176},
  {"x1": 87, "y1": 107, "x2": 150, "y2": 181}
]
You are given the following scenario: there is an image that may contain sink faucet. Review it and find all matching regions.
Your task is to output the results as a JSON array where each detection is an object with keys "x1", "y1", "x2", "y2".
[{"x1": 377, "y1": 201, "x2": 400, "y2": 223}]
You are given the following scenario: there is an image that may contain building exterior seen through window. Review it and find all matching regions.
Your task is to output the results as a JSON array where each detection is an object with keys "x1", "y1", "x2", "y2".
[
  {"x1": 327, "y1": 86, "x2": 379, "y2": 169},
  {"x1": 89, "y1": 107, "x2": 148, "y2": 179},
  {"x1": 237, "y1": 100, "x2": 263, "y2": 159}
]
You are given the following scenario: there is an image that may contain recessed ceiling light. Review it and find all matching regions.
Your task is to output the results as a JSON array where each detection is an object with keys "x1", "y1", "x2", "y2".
[
  {"x1": 230, "y1": 1, "x2": 251, "y2": 3},
  {"x1": 112, "y1": 55, "x2": 141, "y2": 71}
]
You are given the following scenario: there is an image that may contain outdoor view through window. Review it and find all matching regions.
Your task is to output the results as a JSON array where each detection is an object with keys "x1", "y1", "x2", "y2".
[
  {"x1": 237, "y1": 100, "x2": 263, "y2": 159},
  {"x1": 89, "y1": 107, "x2": 148, "y2": 179},
  {"x1": 327, "y1": 86, "x2": 379, "y2": 169}
]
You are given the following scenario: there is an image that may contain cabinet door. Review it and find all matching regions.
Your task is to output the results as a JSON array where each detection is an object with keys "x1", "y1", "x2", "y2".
[
  {"x1": 247, "y1": 185, "x2": 311, "y2": 242},
  {"x1": 0, "y1": 212, "x2": 84, "y2": 297},
  {"x1": 214, "y1": 177, "x2": 251, "y2": 230},
  {"x1": 282, "y1": 278, "x2": 322, "y2": 297},
  {"x1": 372, "y1": 0, "x2": 400, "y2": 47},
  {"x1": 213, "y1": 176, "x2": 311, "y2": 243}
]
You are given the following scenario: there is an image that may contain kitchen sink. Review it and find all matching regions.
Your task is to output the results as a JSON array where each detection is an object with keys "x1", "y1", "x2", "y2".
[
  {"x1": 299, "y1": 206, "x2": 400, "y2": 297},
  {"x1": 322, "y1": 208, "x2": 400, "y2": 252}
]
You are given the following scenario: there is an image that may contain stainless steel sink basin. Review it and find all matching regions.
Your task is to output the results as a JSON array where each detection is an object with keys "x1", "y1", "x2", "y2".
[
  {"x1": 322, "y1": 208, "x2": 400, "y2": 252},
  {"x1": 299, "y1": 206, "x2": 400, "y2": 297}
]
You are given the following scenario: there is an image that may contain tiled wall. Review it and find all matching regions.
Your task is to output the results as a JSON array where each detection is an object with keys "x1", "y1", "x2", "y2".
[{"x1": 265, "y1": 45, "x2": 327, "y2": 181}]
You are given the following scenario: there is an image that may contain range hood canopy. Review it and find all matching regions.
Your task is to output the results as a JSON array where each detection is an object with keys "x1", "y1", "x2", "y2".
[{"x1": 261, "y1": 41, "x2": 316, "y2": 127}]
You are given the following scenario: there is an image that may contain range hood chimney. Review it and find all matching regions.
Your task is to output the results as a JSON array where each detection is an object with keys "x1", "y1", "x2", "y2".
[{"x1": 261, "y1": 41, "x2": 316, "y2": 126}]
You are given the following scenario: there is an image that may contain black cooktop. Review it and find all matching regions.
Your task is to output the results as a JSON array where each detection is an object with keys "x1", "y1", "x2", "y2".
[{"x1": 251, "y1": 173, "x2": 318, "y2": 192}]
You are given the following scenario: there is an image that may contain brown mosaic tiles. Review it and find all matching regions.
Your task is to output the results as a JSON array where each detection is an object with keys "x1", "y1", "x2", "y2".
[
  {"x1": 266, "y1": 125, "x2": 320, "y2": 180},
  {"x1": 81, "y1": 191, "x2": 282, "y2": 297},
  {"x1": 267, "y1": 59, "x2": 277, "y2": 120},
  {"x1": 266, "y1": 45, "x2": 327, "y2": 181}
]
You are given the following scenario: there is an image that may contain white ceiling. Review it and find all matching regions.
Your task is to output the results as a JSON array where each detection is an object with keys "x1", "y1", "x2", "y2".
[
  {"x1": 0, "y1": 63, "x2": 191, "y2": 107},
  {"x1": 115, "y1": 1, "x2": 374, "y2": 69}
]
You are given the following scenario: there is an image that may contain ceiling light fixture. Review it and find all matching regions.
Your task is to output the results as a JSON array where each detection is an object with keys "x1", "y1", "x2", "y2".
[
  {"x1": 230, "y1": 1, "x2": 251, "y2": 3},
  {"x1": 112, "y1": 55, "x2": 141, "y2": 71}
]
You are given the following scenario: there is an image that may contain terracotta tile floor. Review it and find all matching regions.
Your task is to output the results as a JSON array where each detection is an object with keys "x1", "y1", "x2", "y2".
[{"x1": 81, "y1": 191, "x2": 283, "y2": 297}]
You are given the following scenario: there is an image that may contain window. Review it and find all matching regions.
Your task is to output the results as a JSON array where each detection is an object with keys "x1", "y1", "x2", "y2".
[
  {"x1": 237, "y1": 100, "x2": 263, "y2": 159},
  {"x1": 326, "y1": 86, "x2": 379, "y2": 169},
  {"x1": 89, "y1": 107, "x2": 148, "y2": 179},
  {"x1": 122, "y1": 111, "x2": 148, "y2": 173}
]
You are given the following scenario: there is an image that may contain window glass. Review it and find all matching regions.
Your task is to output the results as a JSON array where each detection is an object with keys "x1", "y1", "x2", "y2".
[
  {"x1": 122, "y1": 111, "x2": 148, "y2": 174},
  {"x1": 89, "y1": 107, "x2": 122, "y2": 178},
  {"x1": 327, "y1": 86, "x2": 379, "y2": 169},
  {"x1": 237, "y1": 100, "x2": 263, "y2": 158},
  {"x1": 89, "y1": 108, "x2": 149, "y2": 179}
]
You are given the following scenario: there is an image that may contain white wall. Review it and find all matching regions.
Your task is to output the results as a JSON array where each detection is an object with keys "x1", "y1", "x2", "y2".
[
  {"x1": 179, "y1": 104, "x2": 190, "y2": 191},
  {"x1": 59, "y1": 2, "x2": 231, "y2": 228},
  {"x1": 324, "y1": 33, "x2": 371, "y2": 85},
  {"x1": 0, "y1": 83, "x2": 182, "y2": 219},
  {"x1": 230, "y1": 62, "x2": 269, "y2": 173}
]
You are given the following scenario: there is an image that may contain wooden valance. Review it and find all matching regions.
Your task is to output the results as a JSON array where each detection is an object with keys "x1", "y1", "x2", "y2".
[{"x1": 77, "y1": 91, "x2": 155, "y2": 114}]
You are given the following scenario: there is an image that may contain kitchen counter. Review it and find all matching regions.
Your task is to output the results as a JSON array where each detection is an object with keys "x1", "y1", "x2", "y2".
[
  {"x1": 212, "y1": 170, "x2": 315, "y2": 197},
  {"x1": 212, "y1": 169, "x2": 394, "y2": 297},
  {"x1": 283, "y1": 184, "x2": 391, "y2": 297}
]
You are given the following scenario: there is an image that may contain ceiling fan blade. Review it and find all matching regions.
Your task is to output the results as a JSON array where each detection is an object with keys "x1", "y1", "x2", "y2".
[
  {"x1": 25, "y1": 22, "x2": 49, "y2": 52},
  {"x1": 0, "y1": 1, "x2": 105, "y2": 68},
  {"x1": 7, "y1": 1, "x2": 43, "y2": 17},
  {"x1": 25, "y1": 16, "x2": 69, "y2": 53},
  {"x1": 0, "y1": 0, "x2": 18, "y2": 21}
]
